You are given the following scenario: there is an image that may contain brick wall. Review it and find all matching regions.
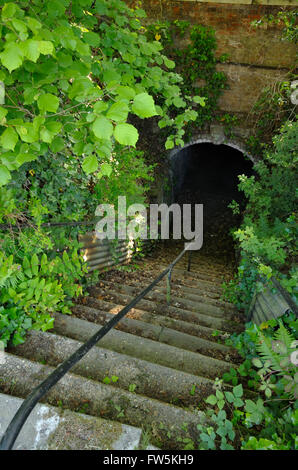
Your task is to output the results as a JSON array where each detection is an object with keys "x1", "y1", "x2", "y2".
[{"x1": 131, "y1": 1, "x2": 297, "y2": 114}]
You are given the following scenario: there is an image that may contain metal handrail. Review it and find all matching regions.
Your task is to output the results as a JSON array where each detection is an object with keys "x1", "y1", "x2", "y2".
[
  {"x1": 0, "y1": 220, "x2": 98, "y2": 230},
  {"x1": 0, "y1": 242, "x2": 193, "y2": 450}
]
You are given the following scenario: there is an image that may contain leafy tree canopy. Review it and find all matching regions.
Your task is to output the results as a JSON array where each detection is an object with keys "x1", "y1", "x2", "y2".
[{"x1": 0, "y1": 0, "x2": 203, "y2": 186}]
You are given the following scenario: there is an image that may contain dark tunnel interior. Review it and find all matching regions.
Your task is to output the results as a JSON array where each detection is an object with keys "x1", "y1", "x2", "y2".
[{"x1": 171, "y1": 143, "x2": 254, "y2": 260}]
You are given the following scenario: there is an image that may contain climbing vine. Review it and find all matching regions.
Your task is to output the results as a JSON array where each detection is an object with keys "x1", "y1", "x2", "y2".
[{"x1": 145, "y1": 19, "x2": 228, "y2": 142}]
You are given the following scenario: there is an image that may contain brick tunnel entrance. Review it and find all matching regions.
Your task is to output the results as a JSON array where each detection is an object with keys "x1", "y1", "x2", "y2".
[{"x1": 171, "y1": 143, "x2": 254, "y2": 261}]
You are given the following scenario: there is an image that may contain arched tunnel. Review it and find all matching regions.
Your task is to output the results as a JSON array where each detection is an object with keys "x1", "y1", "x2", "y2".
[{"x1": 170, "y1": 143, "x2": 254, "y2": 262}]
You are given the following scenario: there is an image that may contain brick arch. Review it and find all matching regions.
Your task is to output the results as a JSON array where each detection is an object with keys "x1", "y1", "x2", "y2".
[{"x1": 170, "y1": 127, "x2": 255, "y2": 163}]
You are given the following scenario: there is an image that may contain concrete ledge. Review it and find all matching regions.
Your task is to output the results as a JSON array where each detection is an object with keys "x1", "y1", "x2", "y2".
[{"x1": 0, "y1": 393, "x2": 143, "y2": 450}]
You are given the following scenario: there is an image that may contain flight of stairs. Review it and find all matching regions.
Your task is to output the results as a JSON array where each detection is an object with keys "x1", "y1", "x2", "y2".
[{"x1": 0, "y1": 243, "x2": 244, "y2": 450}]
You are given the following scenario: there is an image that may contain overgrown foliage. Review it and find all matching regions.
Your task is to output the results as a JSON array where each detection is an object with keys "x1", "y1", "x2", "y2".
[
  {"x1": 0, "y1": 0, "x2": 205, "y2": 345},
  {"x1": 246, "y1": 10, "x2": 297, "y2": 154},
  {"x1": 182, "y1": 313, "x2": 297, "y2": 450},
  {"x1": 224, "y1": 120, "x2": 297, "y2": 313},
  {"x1": 146, "y1": 19, "x2": 228, "y2": 142}
]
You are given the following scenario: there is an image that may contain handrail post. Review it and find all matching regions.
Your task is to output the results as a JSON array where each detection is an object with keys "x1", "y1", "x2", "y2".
[
  {"x1": 187, "y1": 250, "x2": 192, "y2": 272},
  {"x1": 167, "y1": 266, "x2": 173, "y2": 305}
]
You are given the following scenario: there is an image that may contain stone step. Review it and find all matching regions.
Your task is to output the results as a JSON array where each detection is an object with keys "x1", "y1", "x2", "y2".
[
  {"x1": 96, "y1": 280, "x2": 237, "y2": 317},
  {"x1": 140, "y1": 267, "x2": 224, "y2": 293},
  {"x1": 0, "y1": 354, "x2": 207, "y2": 449},
  {"x1": 0, "y1": 392, "x2": 146, "y2": 450},
  {"x1": 51, "y1": 313, "x2": 236, "y2": 380},
  {"x1": 71, "y1": 304, "x2": 234, "y2": 359},
  {"x1": 156, "y1": 285, "x2": 235, "y2": 310},
  {"x1": 175, "y1": 262, "x2": 230, "y2": 279},
  {"x1": 85, "y1": 294, "x2": 238, "y2": 333},
  {"x1": 8, "y1": 330, "x2": 221, "y2": 407},
  {"x1": 176, "y1": 258, "x2": 231, "y2": 275},
  {"x1": 145, "y1": 258, "x2": 231, "y2": 278},
  {"x1": 115, "y1": 272, "x2": 225, "y2": 301},
  {"x1": 172, "y1": 269, "x2": 225, "y2": 286},
  {"x1": 88, "y1": 288, "x2": 241, "y2": 333},
  {"x1": 110, "y1": 277, "x2": 235, "y2": 310},
  {"x1": 76, "y1": 298, "x2": 227, "y2": 342},
  {"x1": 118, "y1": 270, "x2": 224, "y2": 298},
  {"x1": 149, "y1": 264, "x2": 225, "y2": 286},
  {"x1": 146, "y1": 251, "x2": 229, "y2": 271}
]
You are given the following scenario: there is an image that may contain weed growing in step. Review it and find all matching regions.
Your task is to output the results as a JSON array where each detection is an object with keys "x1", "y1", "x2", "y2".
[{"x1": 191, "y1": 314, "x2": 298, "y2": 450}]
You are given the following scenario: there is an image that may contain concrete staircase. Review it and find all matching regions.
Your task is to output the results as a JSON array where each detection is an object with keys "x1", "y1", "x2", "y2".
[{"x1": 0, "y1": 244, "x2": 244, "y2": 450}]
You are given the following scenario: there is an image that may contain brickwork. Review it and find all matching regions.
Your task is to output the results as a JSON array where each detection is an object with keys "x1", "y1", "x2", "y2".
[{"x1": 133, "y1": 1, "x2": 297, "y2": 114}]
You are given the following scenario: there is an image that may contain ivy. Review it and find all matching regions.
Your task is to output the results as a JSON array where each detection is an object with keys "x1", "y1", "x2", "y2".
[{"x1": 146, "y1": 20, "x2": 228, "y2": 140}]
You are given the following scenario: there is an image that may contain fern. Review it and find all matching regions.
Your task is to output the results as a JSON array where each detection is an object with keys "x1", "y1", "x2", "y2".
[
  {"x1": 257, "y1": 324, "x2": 297, "y2": 375},
  {"x1": 274, "y1": 322, "x2": 295, "y2": 350},
  {"x1": 256, "y1": 333, "x2": 283, "y2": 372},
  {"x1": 3, "y1": 270, "x2": 25, "y2": 289}
]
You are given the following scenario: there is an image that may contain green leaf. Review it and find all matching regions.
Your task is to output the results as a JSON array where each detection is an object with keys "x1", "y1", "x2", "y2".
[
  {"x1": 92, "y1": 116, "x2": 113, "y2": 139},
  {"x1": 40, "y1": 128, "x2": 54, "y2": 143},
  {"x1": 16, "y1": 153, "x2": 37, "y2": 165},
  {"x1": 0, "y1": 106, "x2": 7, "y2": 122},
  {"x1": 116, "y1": 86, "x2": 136, "y2": 100},
  {"x1": 12, "y1": 19, "x2": 27, "y2": 38},
  {"x1": 132, "y1": 93, "x2": 157, "y2": 119},
  {"x1": 224, "y1": 391, "x2": 234, "y2": 403},
  {"x1": 37, "y1": 94, "x2": 59, "y2": 113},
  {"x1": 173, "y1": 96, "x2": 186, "y2": 108},
  {"x1": 1, "y1": 3, "x2": 17, "y2": 19},
  {"x1": 233, "y1": 397, "x2": 244, "y2": 407},
  {"x1": 93, "y1": 101, "x2": 109, "y2": 114},
  {"x1": 31, "y1": 254, "x2": 39, "y2": 276},
  {"x1": 0, "y1": 43, "x2": 23, "y2": 73},
  {"x1": 252, "y1": 357, "x2": 263, "y2": 368},
  {"x1": 163, "y1": 57, "x2": 175, "y2": 69},
  {"x1": 45, "y1": 121, "x2": 62, "y2": 134},
  {"x1": 0, "y1": 127, "x2": 18, "y2": 150},
  {"x1": 233, "y1": 384, "x2": 243, "y2": 398},
  {"x1": 38, "y1": 41, "x2": 54, "y2": 55},
  {"x1": 20, "y1": 40, "x2": 40, "y2": 63},
  {"x1": 106, "y1": 102, "x2": 129, "y2": 122},
  {"x1": 40, "y1": 254, "x2": 48, "y2": 273},
  {"x1": 27, "y1": 17, "x2": 42, "y2": 33},
  {"x1": 205, "y1": 394, "x2": 217, "y2": 406},
  {"x1": 114, "y1": 123, "x2": 138, "y2": 147},
  {"x1": 218, "y1": 399, "x2": 225, "y2": 410},
  {"x1": 165, "y1": 137, "x2": 174, "y2": 150},
  {"x1": 193, "y1": 95, "x2": 206, "y2": 107},
  {"x1": 0, "y1": 164, "x2": 11, "y2": 186},
  {"x1": 100, "y1": 162, "x2": 112, "y2": 177},
  {"x1": 82, "y1": 155, "x2": 98, "y2": 175},
  {"x1": 83, "y1": 31, "x2": 101, "y2": 47},
  {"x1": 23, "y1": 256, "x2": 30, "y2": 270},
  {"x1": 50, "y1": 136, "x2": 65, "y2": 153}
]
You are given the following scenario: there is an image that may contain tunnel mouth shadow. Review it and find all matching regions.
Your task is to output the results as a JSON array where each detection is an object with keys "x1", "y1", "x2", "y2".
[{"x1": 170, "y1": 142, "x2": 254, "y2": 262}]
